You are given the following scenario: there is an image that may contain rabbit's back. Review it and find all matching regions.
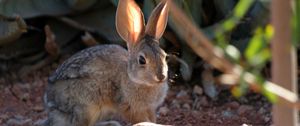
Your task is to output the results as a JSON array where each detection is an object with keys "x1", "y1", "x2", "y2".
[
  {"x1": 49, "y1": 44, "x2": 128, "y2": 83},
  {"x1": 45, "y1": 44, "x2": 128, "y2": 124}
]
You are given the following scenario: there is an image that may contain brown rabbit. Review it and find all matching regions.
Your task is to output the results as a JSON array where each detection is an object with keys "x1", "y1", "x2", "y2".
[{"x1": 44, "y1": 0, "x2": 169, "y2": 125}]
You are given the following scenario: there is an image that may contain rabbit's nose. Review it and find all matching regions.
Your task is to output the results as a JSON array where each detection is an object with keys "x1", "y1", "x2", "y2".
[{"x1": 156, "y1": 74, "x2": 166, "y2": 82}]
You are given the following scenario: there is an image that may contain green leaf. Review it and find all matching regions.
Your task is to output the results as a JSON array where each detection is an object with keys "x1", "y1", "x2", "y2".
[
  {"x1": 265, "y1": 24, "x2": 273, "y2": 40},
  {"x1": 292, "y1": 0, "x2": 300, "y2": 46},
  {"x1": 222, "y1": 18, "x2": 236, "y2": 31},
  {"x1": 231, "y1": 86, "x2": 243, "y2": 97},
  {"x1": 245, "y1": 28, "x2": 263, "y2": 64},
  {"x1": 231, "y1": 72, "x2": 249, "y2": 98},
  {"x1": 234, "y1": 0, "x2": 254, "y2": 18},
  {"x1": 245, "y1": 26, "x2": 271, "y2": 68}
]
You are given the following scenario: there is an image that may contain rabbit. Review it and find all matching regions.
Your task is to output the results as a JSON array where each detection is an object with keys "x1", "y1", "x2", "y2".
[{"x1": 43, "y1": 0, "x2": 170, "y2": 126}]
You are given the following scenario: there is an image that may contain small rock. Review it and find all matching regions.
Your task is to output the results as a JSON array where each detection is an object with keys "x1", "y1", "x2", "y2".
[
  {"x1": 166, "y1": 90, "x2": 176, "y2": 99},
  {"x1": 217, "y1": 119, "x2": 222, "y2": 123},
  {"x1": 264, "y1": 116, "x2": 271, "y2": 122},
  {"x1": 11, "y1": 84, "x2": 30, "y2": 101},
  {"x1": 176, "y1": 90, "x2": 188, "y2": 99},
  {"x1": 224, "y1": 101, "x2": 240, "y2": 109},
  {"x1": 34, "y1": 118, "x2": 47, "y2": 126},
  {"x1": 96, "y1": 120, "x2": 122, "y2": 126},
  {"x1": 238, "y1": 105, "x2": 254, "y2": 116},
  {"x1": 241, "y1": 124, "x2": 250, "y2": 126},
  {"x1": 203, "y1": 82, "x2": 218, "y2": 99},
  {"x1": 32, "y1": 105, "x2": 44, "y2": 112},
  {"x1": 239, "y1": 97, "x2": 249, "y2": 103},
  {"x1": 193, "y1": 85, "x2": 203, "y2": 95},
  {"x1": 185, "y1": 123, "x2": 192, "y2": 126},
  {"x1": 20, "y1": 93, "x2": 30, "y2": 101},
  {"x1": 7, "y1": 117, "x2": 31, "y2": 126},
  {"x1": 200, "y1": 96, "x2": 209, "y2": 107},
  {"x1": 171, "y1": 100, "x2": 180, "y2": 109},
  {"x1": 133, "y1": 122, "x2": 171, "y2": 126},
  {"x1": 222, "y1": 110, "x2": 234, "y2": 118},
  {"x1": 0, "y1": 114, "x2": 9, "y2": 120},
  {"x1": 176, "y1": 90, "x2": 192, "y2": 104},
  {"x1": 158, "y1": 106, "x2": 169, "y2": 116},
  {"x1": 258, "y1": 107, "x2": 266, "y2": 114},
  {"x1": 182, "y1": 103, "x2": 191, "y2": 110}
]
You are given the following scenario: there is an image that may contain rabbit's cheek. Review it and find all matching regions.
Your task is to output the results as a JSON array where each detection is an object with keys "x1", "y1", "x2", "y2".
[{"x1": 127, "y1": 70, "x2": 146, "y2": 84}]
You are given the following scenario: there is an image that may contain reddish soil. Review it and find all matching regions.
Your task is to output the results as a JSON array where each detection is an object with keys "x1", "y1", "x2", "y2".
[{"x1": 0, "y1": 57, "x2": 272, "y2": 126}]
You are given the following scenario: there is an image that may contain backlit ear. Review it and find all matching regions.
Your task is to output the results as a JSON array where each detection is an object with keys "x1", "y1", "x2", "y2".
[
  {"x1": 145, "y1": 0, "x2": 169, "y2": 40},
  {"x1": 116, "y1": 0, "x2": 145, "y2": 45}
]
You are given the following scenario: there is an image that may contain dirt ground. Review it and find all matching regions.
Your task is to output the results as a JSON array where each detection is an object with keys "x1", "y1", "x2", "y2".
[{"x1": 0, "y1": 57, "x2": 272, "y2": 126}]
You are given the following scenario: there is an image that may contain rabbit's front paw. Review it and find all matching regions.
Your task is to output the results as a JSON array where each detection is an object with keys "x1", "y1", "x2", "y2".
[{"x1": 95, "y1": 120, "x2": 122, "y2": 126}]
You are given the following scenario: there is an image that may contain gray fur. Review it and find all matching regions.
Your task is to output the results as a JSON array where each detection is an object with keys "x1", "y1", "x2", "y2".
[
  {"x1": 44, "y1": 0, "x2": 169, "y2": 125},
  {"x1": 44, "y1": 43, "x2": 168, "y2": 126}
]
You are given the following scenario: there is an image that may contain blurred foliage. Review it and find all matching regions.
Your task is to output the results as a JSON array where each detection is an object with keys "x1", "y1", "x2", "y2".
[
  {"x1": 292, "y1": 0, "x2": 300, "y2": 46},
  {"x1": 211, "y1": 0, "x2": 276, "y2": 101}
]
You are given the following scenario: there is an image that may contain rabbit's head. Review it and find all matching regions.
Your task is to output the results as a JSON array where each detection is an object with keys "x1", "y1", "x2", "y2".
[{"x1": 116, "y1": 0, "x2": 169, "y2": 85}]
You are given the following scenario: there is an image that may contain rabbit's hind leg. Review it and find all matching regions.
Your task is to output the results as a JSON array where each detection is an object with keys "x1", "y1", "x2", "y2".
[
  {"x1": 45, "y1": 106, "x2": 95, "y2": 126},
  {"x1": 45, "y1": 109, "x2": 72, "y2": 126}
]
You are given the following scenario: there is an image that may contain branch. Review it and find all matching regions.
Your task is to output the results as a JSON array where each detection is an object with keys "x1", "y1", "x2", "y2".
[{"x1": 168, "y1": 1, "x2": 300, "y2": 109}]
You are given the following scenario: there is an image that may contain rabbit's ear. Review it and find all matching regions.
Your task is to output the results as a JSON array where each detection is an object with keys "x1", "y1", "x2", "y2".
[
  {"x1": 145, "y1": 0, "x2": 169, "y2": 40},
  {"x1": 116, "y1": 0, "x2": 145, "y2": 45}
]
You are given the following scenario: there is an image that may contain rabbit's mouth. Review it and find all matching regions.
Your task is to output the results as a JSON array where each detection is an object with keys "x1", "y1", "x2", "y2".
[
  {"x1": 128, "y1": 72, "x2": 167, "y2": 86},
  {"x1": 154, "y1": 74, "x2": 167, "y2": 83}
]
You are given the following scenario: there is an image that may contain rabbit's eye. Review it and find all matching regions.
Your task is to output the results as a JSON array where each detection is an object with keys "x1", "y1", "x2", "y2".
[{"x1": 138, "y1": 55, "x2": 146, "y2": 65}]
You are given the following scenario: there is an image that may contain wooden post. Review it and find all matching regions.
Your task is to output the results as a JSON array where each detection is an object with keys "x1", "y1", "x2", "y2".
[{"x1": 271, "y1": 0, "x2": 298, "y2": 125}]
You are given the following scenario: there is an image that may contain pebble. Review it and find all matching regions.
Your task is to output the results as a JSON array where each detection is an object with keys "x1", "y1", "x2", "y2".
[
  {"x1": 33, "y1": 118, "x2": 47, "y2": 126},
  {"x1": 203, "y1": 82, "x2": 218, "y2": 99},
  {"x1": 182, "y1": 103, "x2": 191, "y2": 110},
  {"x1": 241, "y1": 124, "x2": 250, "y2": 126},
  {"x1": 185, "y1": 123, "x2": 192, "y2": 126},
  {"x1": 200, "y1": 96, "x2": 209, "y2": 107},
  {"x1": 193, "y1": 85, "x2": 203, "y2": 95},
  {"x1": 166, "y1": 90, "x2": 176, "y2": 99},
  {"x1": 264, "y1": 116, "x2": 271, "y2": 122},
  {"x1": 176, "y1": 90, "x2": 189, "y2": 99},
  {"x1": 32, "y1": 105, "x2": 44, "y2": 112},
  {"x1": 258, "y1": 107, "x2": 266, "y2": 114},
  {"x1": 133, "y1": 122, "x2": 170, "y2": 126},
  {"x1": 171, "y1": 100, "x2": 180, "y2": 109},
  {"x1": 96, "y1": 120, "x2": 122, "y2": 126},
  {"x1": 6, "y1": 116, "x2": 31, "y2": 126},
  {"x1": 0, "y1": 114, "x2": 9, "y2": 120},
  {"x1": 20, "y1": 93, "x2": 30, "y2": 101},
  {"x1": 222, "y1": 110, "x2": 234, "y2": 118},
  {"x1": 238, "y1": 105, "x2": 254, "y2": 116},
  {"x1": 217, "y1": 119, "x2": 222, "y2": 123},
  {"x1": 158, "y1": 106, "x2": 169, "y2": 116},
  {"x1": 224, "y1": 101, "x2": 240, "y2": 109}
]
